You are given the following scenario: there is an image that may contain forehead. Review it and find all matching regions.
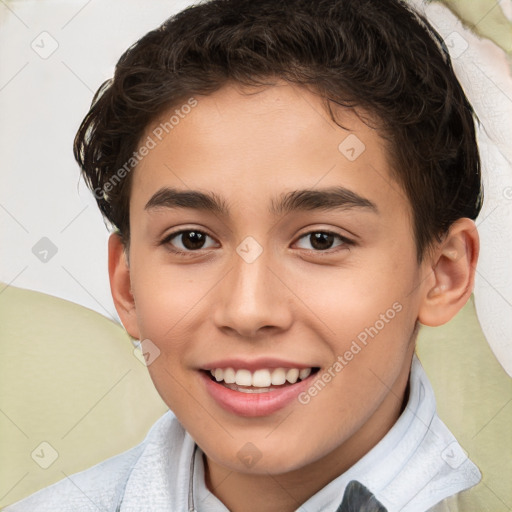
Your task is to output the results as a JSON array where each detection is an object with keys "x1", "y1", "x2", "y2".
[{"x1": 131, "y1": 82, "x2": 409, "y2": 223}]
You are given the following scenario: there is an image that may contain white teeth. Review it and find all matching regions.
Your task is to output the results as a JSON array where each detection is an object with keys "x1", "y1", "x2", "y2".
[
  {"x1": 252, "y1": 369, "x2": 272, "y2": 387},
  {"x1": 208, "y1": 366, "x2": 314, "y2": 387},
  {"x1": 223, "y1": 367, "x2": 236, "y2": 384},
  {"x1": 299, "y1": 368, "x2": 311, "y2": 380},
  {"x1": 271, "y1": 368, "x2": 286, "y2": 385},
  {"x1": 222, "y1": 384, "x2": 273, "y2": 393},
  {"x1": 235, "y1": 369, "x2": 252, "y2": 386},
  {"x1": 285, "y1": 368, "x2": 299, "y2": 384}
]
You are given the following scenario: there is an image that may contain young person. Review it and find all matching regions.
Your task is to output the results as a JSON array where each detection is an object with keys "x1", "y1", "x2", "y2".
[{"x1": 4, "y1": 0, "x2": 483, "y2": 510}]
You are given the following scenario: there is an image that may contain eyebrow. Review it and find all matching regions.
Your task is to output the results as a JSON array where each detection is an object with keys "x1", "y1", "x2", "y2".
[{"x1": 144, "y1": 186, "x2": 378, "y2": 216}]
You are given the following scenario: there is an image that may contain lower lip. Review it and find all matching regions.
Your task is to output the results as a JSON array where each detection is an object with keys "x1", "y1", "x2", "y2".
[{"x1": 199, "y1": 370, "x2": 317, "y2": 417}]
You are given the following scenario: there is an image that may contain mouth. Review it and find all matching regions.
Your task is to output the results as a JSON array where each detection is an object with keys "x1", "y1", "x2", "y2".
[
  {"x1": 203, "y1": 367, "x2": 321, "y2": 394},
  {"x1": 199, "y1": 365, "x2": 321, "y2": 417}
]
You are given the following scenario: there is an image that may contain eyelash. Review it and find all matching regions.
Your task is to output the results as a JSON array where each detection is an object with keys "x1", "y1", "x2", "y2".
[{"x1": 159, "y1": 229, "x2": 354, "y2": 257}]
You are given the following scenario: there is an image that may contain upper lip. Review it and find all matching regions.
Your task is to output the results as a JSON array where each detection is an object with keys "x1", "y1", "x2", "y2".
[{"x1": 201, "y1": 357, "x2": 318, "y2": 372}]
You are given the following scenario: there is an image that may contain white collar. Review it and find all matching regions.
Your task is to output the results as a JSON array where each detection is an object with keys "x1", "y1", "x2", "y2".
[{"x1": 119, "y1": 355, "x2": 480, "y2": 511}]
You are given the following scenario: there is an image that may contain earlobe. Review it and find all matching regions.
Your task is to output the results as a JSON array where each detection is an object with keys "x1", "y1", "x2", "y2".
[
  {"x1": 108, "y1": 233, "x2": 140, "y2": 339},
  {"x1": 418, "y1": 218, "x2": 479, "y2": 327}
]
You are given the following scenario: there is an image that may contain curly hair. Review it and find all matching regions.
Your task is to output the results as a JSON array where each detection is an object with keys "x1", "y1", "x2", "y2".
[{"x1": 74, "y1": 0, "x2": 483, "y2": 261}]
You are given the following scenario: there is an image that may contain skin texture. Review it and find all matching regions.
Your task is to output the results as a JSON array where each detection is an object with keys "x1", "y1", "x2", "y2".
[{"x1": 108, "y1": 82, "x2": 479, "y2": 512}]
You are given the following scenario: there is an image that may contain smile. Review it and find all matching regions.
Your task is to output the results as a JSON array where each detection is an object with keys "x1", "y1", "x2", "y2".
[
  {"x1": 209, "y1": 367, "x2": 316, "y2": 389},
  {"x1": 200, "y1": 367, "x2": 321, "y2": 417}
]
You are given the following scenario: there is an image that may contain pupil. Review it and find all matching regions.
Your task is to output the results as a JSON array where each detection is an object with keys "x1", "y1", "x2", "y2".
[
  {"x1": 311, "y1": 232, "x2": 333, "y2": 250},
  {"x1": 182, "y1": 231, "x2": 205, "y2": 250}
]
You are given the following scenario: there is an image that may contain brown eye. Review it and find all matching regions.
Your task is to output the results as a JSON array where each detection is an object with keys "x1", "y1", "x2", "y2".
[
  {"x1": 162, "y1": 229, "x2": 218, "y2": 253},
  {"x1": 295, "y1": 231, "x2": 352, "y2": 252},
  {"x1": 179, "y1": 231, "x2": 207, "y2": 250},
  {"x1": 309, "y1": 232, "x2": 335, "y2": 250}
]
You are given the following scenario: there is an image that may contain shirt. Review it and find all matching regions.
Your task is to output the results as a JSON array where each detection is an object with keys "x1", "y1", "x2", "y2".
[{"x1": 3, "y1": 355, "x2": 481, "y2": 512}]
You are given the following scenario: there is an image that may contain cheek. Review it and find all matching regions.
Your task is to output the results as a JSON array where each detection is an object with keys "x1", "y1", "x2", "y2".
[
  {"x1": 131, "y1": 262, "x2": 210, "y2": 341},
  {"x1": 292, "y1": 260, "x2": 412, "y2": 338}
]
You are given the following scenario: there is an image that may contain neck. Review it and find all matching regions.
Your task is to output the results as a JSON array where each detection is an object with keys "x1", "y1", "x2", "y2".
[{"x1": 204, "y1": 351, "x2": 414, "y2": 512}]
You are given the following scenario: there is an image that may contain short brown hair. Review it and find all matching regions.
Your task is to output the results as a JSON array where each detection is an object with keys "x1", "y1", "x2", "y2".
[{"x1": 74, "y1": 0, "x2": 483, "y2": 260}]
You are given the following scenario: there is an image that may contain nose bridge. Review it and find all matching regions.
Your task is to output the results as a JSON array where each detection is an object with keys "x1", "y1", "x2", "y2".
[{"x1": 213, "y1": 242, "x2": 292, "y2": 337}]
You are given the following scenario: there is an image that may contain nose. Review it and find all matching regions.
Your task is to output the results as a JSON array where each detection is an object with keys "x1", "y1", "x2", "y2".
[{"x1": 212, "y1": 245, "x2": 294, "y2": 339}]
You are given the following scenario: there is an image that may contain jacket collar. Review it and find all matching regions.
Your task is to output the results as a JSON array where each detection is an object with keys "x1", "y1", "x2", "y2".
[{"x1": 119, "y1": 355, "x2": 481, "y2": 511}]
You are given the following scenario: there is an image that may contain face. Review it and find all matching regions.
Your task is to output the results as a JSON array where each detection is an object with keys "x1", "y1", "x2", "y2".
[{"x1": 115, "y1": 82, "x2": 433, "y2": 480}]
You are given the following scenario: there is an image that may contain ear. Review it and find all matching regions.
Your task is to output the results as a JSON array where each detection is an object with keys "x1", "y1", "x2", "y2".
[
  {"x1": 418, "y1": 218, "x2": 479, "y2": 327},
  {"x1": 108, "y1": 232, "x2": 140, "y2": 339}
]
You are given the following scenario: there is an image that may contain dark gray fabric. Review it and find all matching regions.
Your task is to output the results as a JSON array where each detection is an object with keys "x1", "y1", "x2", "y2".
[{"x1": 336, "y1": 480, "x2": 388, "y2": 512}]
